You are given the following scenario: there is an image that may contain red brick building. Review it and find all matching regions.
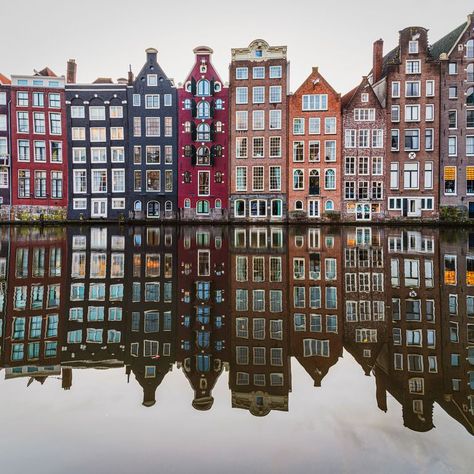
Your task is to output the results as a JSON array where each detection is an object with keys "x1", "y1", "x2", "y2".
[
  {"x1": 178, "y1": 47, "x2": 228, "y2": 221},
  {"x1": 342, "y1": 76, "x2": 387, "y2": 222},
  {"x1": 229, "y1": 40, "x2": 288, "y2": 222},
  {"x1": 373, "y1": 29, "x2": 440, "y2": 219},
  {"x1": 10, "y1": 69, "x2": 68, "y2": 219},
  {"x1": 288, "y1": 68, "x2": 341, "y2": 221}
]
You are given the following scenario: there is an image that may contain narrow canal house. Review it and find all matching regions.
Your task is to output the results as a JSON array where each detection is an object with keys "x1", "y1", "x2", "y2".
[
  {"x1": 3, "y1": 226, "x2": 66, "y2": 379},
  {"x1": 62, "y1": 226, "x2": 127, "y2": 369},
  {"x1": 10, "y1": 69, "x2": 68, "y2": 220},
  {"x1": 436, "y1": 14, "x2": 474, "y2": 218},
  {"x1": 178, "y1": 47, "x2": 228, "y2": 221},
  {"x1": 0, "y1": 73, "x2": 11, "y2": 218},
  {"x1": 229, "y1": 226, "x2": 290, "y2": 415},
  {"x1": 127, "y1": 48, "x2": 178, "y2": 220},
  {"x1": 66, "y1": 67, "x2": 129, "y2": 220},
  {"x1": 372, "y1": 28, "x2": 440, "y2": 220},
  {"x1": 341, "y1": 75, "x2": 387, "y2": 222},
  {"x1": 176, "y1": 226, "x2": 229, "y2": 410},
  {"x1": 124, "y1": 225, "x2": 178, "y2": 407},
  {"x1": 288, "y1": 226, "x2": 343, "y2": 387},
  {"x1": 288, "y1": 68, "x2": 341, "y2": 222},
  {"x1": 229, "y1": 40, "x2": 288, "y2": 222}
]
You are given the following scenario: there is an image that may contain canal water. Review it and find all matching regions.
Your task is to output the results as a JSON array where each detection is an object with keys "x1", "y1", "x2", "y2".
[{"x1": 0, "y1": 224, "x2": 471, "y2": 474}]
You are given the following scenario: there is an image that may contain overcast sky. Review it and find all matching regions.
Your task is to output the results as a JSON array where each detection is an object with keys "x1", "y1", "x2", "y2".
[{"x1": 0, "y1": 0, "x2": 472, "y2": 93}]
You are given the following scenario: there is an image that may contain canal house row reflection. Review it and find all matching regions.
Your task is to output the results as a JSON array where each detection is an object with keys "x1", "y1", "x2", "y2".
[{"x1": 0, "y1": 224, "x2": 472, "y2": 435}]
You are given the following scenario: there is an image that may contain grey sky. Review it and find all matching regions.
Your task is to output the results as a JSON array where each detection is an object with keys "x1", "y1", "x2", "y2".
[{"x1": 1, "y1": 0, "x2": 472, "y2": 94}]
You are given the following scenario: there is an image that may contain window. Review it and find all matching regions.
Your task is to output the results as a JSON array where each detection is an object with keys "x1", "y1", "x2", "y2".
[
  {"x1": 293, "y1": 141, "x2": 304, "y2": 161},
  {"x1": 405, "y1": 81, "x2": 420, "y2": 97},
  {"x1": 408, "y1": 40, "x2": 419, "y2": 54},
  {"x1": 269, "y1": 166, "x2": 281, "y2": 191},
  {"x1": 405, "y1": 105, "x2": 420, "y2": 122},
  {"x1": 252, "y1": 86, "x2": 265, "y2": 104},
  {"x1": 252, "y1": 166, "x2": 264, "y2": 191},
  {"x1": 236, "y1": 67, "x2": 248, "y2": 80},
  {"x1": 449, "y1": 86, "x2": 457, "y2": 99},
  {"x1": 253, "y1": 137, "x2": 264, "y2": 158},
  {"x1": 269, "y1": 109, "x2": 281, "y2": 129},
  {"x1": 252, "y1": 110, "x2": 264, "y2": 130},
  {"x1": 324, "y1": 117, "x2": 336, "y2": 134},
  {"x1": 146, "y1": 117, "x2": 160, "y2": 136},
  {"x1": 444, "y1": 166, "x2": 456, "y2": 194},
  {"x1": 269, "y1": 65, "x2": 282, "y2": 78},
  {"x1": 403, "y1": 163, "x2": 418, "y2": 189},
  {"x1": 467, "y1": 136, "x2": 474, "y2": 156},
  {"x1": 302, "y1": 93, "x2": 328, "y2": 111},
  {"x1": 448, "y1": 62, "x2": 457, "y2": 75},
  {"x1": 448, "y1": 136, "x2": 457, "y2": 156},
  {"x1": 145, "y1": 94, "x2": 160, "y2": 109},
  {"x1": 269, "y1": 136, "x2": 281, "y2": 157},
  {"x1": 404, "y1": 129, "x2": 419, "y2": 151},
  {"x1": 236, "y1": 111, "x2": 248, "y2": 130},
  {"x1": 325, "y1": 141, "x2": 336, "y2": 161},
  {"x1": 269, "y1": 85, "x2": 281, "y2": 103},
  {"x1": 252, "y1": 67, "x2": 265, "y2": 79},
  {"x1": 293, "y1": 169, "x2": 304, "y2": 190},
  {"x1": 324, "y1": 169, "x2": 335, "y2": 189},
  {"x1": 406, "y1": 60, "x2": 421, "y2": 74},
  {"x1": 391, "y1": 81, "x2": 400, "y2": 98},
  {"x1": 236, "y1": 87, "x2": 248, "y2": 104},
  {"x1": 425, "y1": 104, "x2": 434, "y2": 122},
  {"x1": 198, "y1": 171, "x2": 210, "y2": 196},
  {"x1": 147, "y1": 74, "x2": 158, "y2": 86}
]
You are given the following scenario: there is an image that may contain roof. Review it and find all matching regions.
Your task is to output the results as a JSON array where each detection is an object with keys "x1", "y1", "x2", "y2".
[
  {"x1": 0, "y1": 73, "x2": 11, "y2": 84},
  {"x1": 341, "y1": 85, "x2": 358, "y2": 107},
  {"x1": 430, "y1": 22, "x2": 467, "y2": 58},
  {"x1": 380, "y1": 46, "x2": 399, "y2": 79},
  {"x1": 35, "y1": 67, "x2": 57, "y2": 77},
  {"x1": 93, "y1": 77, "x2": 114, "y2": 84}
]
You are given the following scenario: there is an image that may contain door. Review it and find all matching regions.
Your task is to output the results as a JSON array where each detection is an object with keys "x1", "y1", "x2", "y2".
[
  {"x1": 308, "y1": 200, "x2": 320, "y2": 218},
  {"x1": 91, "y1": 199, "x2": 107, "y2": 218},
  {"x1": 407, "y1": 198, "x2": 421, "y2": 217},
  {"x1": 309, "y1": 171, "x2": 320, "y2": 196},
  {"x1": 469, "y1": 202, "x2": 474, "y2": 219}
]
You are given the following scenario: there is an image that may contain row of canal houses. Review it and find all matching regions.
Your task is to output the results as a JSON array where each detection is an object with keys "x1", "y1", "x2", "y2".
[
  {"x1": 0, "y1": 225, "x2": 472, "y2": 431},
  {"x1": 0, "y1": 13, "x2": 474, "y2": 222}
]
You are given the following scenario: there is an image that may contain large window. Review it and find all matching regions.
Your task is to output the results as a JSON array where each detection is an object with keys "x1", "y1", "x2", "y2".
[{"x1": 302, "y1": 94, "x2": 328, "y2": 111}]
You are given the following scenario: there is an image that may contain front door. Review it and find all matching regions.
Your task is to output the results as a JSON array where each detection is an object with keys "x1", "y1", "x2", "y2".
[
  {"x1": 308, "y1": 200, "x2": 320, "y2": 218},
  {"x1": 91, "y1": 199, "x2": 107, "y2": 218},
  {"x1": 407, "y1": 198, "x2": 421, "y2": 217}
]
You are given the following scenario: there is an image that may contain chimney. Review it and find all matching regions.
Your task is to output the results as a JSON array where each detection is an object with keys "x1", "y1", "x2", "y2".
[
  {"x1": 128, "y1": 65, "x2": 134, "y2": 85},
  {"x1": 372, "y1": 39, "x2": 383, "y2": 84},
  {"x1": 61, "y1": 368, "x2": 73, "y2": 390},
  {"x1": 67, "y1": 59, "x2": 77, "y2": 84}
]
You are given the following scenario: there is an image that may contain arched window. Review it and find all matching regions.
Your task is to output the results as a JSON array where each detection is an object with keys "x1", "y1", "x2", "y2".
[
  {"x1": 147, "y1": 201, "x2": 160, "y2": 218},
  {"x1": 293, "y1": 169, "x2": 304, "y2": 190},
  {"x1": 197, "y1": 147, "x2": 210, "y2": 165},
  {"x1": 214, "y1": 145, "x2": 223, "y2": 157},
  {"x1": 467, "y1": 63, "x2": 474, "y2": 82},
  {"x1": 197, "y1": 123, "x2": 210, "y2": 141},
  {"x1": 197, "y1": 200, "x2": 209, "y2": 214},
  {"x1": 467, "y1": 39, "x2": 474, "y2": 59},
  {"x1": 467, "y1": 87, "x2": 474, "y2": 106},
  {"x1": 215, "y1": 199, "x2": 222, "y2": 209},
  {"x1": 197, "y1": 79, "x2": 210, "y2": 96},
  {"x1": 325, "y1": 169, "x2": 336, "y2": 189},
  {"x1": 184, "y1": 171, "x2": 191, "y2": 183},
  {"x1": 215, "y1": 121, "x2": 223, "y2": 132},
  {"x1": 197, "y1": 100, "x2": 210, "y2": 118},
  {"x1": 165, "y1": 201, "x2": 172, "y2": 212},
  {"x1": 184, "y1": 198, "x2": 191, "y2": 208},
  {"x1": 215, "y1": 99, "x2": 223, "y2": 110},
  {"x1": 325, "y1": 200, "x2": 334, "y2": 211},
  {"x1": 215, "y1": 171, "x2": 222, "y2": 183},
  {"x1": 234, "y1": 199, "x2": 245, "y2": 217},
  {"x1": 184, "y1": 99, "x2": 192, "y2": 109},
  {"x1": 295, "y1": 200, "x2": 303, "y2": 211},
  {"x1": 184, "y1": 121, "x2": 192, "y2": 133},
  {"x1": 134, "y1": 200, "x2": 142, "y2": 212}
]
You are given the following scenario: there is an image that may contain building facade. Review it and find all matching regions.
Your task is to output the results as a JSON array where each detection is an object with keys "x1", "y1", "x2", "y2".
[
  {"x1": 342, "y1": 76, "x2": 386, "y2": 222},
  {"x1": 288, "y1": 68, "x2": 341, "y2": 221},
  {"x1": 229, "y1": 40, "x2": 288, "y2": 222},
  {"x1": 127, "y1": 48, "x2": 178, "y2": 220},
  {"x1": 375, "y1": 28, "x2": 440, "y2": 219},
  {"x1": 436, "y1": 15, "x2": 474, "y2": 217},
  {"x1": 178, "y1": 47, "x2": 228, "y2": 221},
  {"x1": 0, "y1": 74, "x2": 11, "y2": 215},
  {"x1": 10, "y1": 70, "x2": 68, "y2": 219},
  {"x1": 66, "y1": 80, "x2": 129, "y2": 220}
]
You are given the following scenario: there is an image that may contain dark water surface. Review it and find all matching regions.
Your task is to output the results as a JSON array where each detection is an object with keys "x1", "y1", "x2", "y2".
[{"x1": 0, "y1": 225, "x2": 472, "y2": 474}]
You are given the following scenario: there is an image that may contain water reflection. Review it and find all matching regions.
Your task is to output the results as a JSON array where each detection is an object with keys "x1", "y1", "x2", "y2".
[{"x1": 0, "y1": 224, "x2": 472, "y2": 436}]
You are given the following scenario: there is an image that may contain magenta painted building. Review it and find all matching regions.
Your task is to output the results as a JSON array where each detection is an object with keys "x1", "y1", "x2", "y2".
[{"x1": 178, "y1": 47, "x2": 229, "y2": 220}]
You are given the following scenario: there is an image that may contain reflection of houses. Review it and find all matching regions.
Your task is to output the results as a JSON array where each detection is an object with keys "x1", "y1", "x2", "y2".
[
  {"x1": 3, "y1": 226, "x2": 66, "y2": 383},
  {"x1": 176, "y1": 226, "x2": 229, "y2": 410},
  {"x1": 0, "y1": 227, "x2": 9, "y2": 367},
  {"x1": 342, "y1": 227, "x2": 388, "y2": 375},
  {"x1": 289, "y1": 226, "x2": 342, "y2": 387},
  {"x1": 61, "y1": 226, "x2": 127, "y2": 376},
  {"x1": 438, "y1": 230, "x2": 474, "y2": 433},
  {"x1": 375, "y1": 228, "x2": 442, "y2": 431},
  {"x1": 178, "y1": 48, "x2": 228, "y2": 221},
  {"x1": 230, "y1": 226, "x2": 290, "y2": 415},
  {"x1": 124, "y1": 226, "x2": 177, "y2": 406}
]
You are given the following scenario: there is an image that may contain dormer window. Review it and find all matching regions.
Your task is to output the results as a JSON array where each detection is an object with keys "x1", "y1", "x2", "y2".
[
  {"x1": 408, "y1": 40, "x2": 419, "y2": 54},
  {"x1": 147, "y1": 74, "x2": 158, "y2": 86},
  {"x1": 197, "y1": 79, "x2": 211, "y2": 96},
  {"x1": 255, "y1": 49, "x2": 263, "y2": 58}
]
